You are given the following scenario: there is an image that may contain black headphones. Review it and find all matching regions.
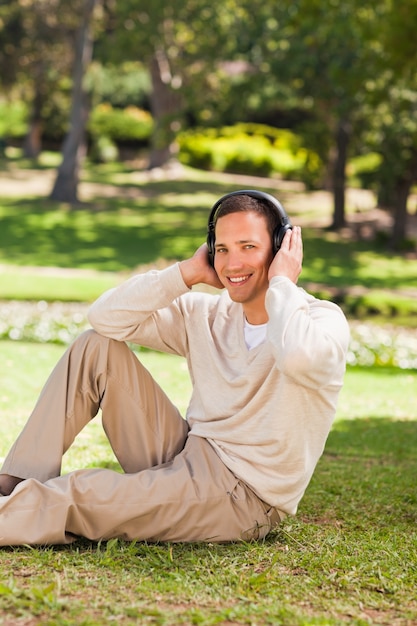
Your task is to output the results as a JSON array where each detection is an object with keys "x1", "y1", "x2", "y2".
[{"x1": 207, "y1": 189, "x2": 292, "y2": 266}]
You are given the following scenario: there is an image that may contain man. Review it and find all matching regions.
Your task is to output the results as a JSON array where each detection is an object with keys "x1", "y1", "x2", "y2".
[{"x1": 0, "y1": 190, "x2": 349, "y2": 546}]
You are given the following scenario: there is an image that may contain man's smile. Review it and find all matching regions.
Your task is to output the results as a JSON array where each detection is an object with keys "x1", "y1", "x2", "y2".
[{"x1": 227, "y1": 274, "x2": 251, "y2": 285}]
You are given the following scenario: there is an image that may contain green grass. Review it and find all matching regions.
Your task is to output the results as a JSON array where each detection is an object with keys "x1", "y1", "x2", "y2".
[
  {"x1": 1, "y1": 152, "x2": 416, "y2": 624},
  {"x1": 0, "y1": 155, "x2": 416, "y2": 323},
  {"x1": 0, "y1": 340, "x2": 416, "y2": 625},
  {"x1": 1, "y1": 192, "x2": 415, "y2": 285},
  {"x1": 0, "y1": 266, "x2": 120, "y2": 302}
]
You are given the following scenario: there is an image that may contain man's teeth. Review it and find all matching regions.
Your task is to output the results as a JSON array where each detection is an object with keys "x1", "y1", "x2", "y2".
[{"x1": 229, "y1": 276, "x2": 248, "y2": 283}]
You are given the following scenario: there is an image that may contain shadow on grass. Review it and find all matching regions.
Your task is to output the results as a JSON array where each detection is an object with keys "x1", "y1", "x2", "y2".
[
  {"x1": 0, "y1": 195, "x2": 208, "y2": 270},
  {"x1": 1, "y1": 192, "x2": 415, "y2": 295},
  {"x1": 301, "y1": 417, "x2": 417, "y2": 527}
]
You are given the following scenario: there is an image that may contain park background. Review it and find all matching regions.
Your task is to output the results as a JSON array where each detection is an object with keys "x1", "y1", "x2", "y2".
[{"x1": 0, "y1": 1, "x2": 416, "y2": 625}]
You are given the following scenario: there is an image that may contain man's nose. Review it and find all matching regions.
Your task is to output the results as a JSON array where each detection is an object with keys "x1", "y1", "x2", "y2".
[{"x1": 226, "y1": 250, "x2": 244, "y2": 269}]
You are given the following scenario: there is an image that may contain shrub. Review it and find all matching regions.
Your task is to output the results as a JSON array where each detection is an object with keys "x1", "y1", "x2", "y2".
[
  {"x1": 88, "y1": 104, "x2": 153, "y2": 144},
  {"x1": 86, "y1": 61, "x2": 151, "y2": 109},
  {"x1": 178, "y1": 123, "x2": 323, "y2": 187},
  {"x1": 90, "y1": 135, "x2": 119, "y2": 163}
]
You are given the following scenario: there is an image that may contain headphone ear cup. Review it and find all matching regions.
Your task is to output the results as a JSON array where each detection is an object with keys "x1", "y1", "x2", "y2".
[
  {"x1": 273, "y1": 224, "x2": 293, "y2": 253},
  {"x1": 207, "y1": 231, "x2": 215, "y2": 267}
]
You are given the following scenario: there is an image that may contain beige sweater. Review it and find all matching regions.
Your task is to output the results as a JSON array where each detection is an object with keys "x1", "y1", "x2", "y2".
[{"x1": 88, "y1": 263, "x2": 350, "y2": 517}]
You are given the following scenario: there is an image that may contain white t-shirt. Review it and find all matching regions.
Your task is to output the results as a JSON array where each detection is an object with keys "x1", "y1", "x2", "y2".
[{"x1": 244, "y1": 320, "x2": 267, "y2": 350}]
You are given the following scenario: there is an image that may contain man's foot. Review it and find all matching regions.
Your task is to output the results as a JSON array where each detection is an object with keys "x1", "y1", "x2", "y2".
[{"x1": 0, "y1": 474, "x2": 24, "y2": 496}]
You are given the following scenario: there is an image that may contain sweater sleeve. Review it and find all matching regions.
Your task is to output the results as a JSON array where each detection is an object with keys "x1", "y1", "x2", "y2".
[
  {"x1": 265, "y1": 276, "x2": 350, "y2": 389},
  {"x1": 87, "y1": 263, "x2": 191, "y2": 355}
]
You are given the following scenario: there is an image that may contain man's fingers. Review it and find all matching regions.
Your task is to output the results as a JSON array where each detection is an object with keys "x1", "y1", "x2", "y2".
[
  {"x1": 282, "y1": 226, "x2": 301, "y2": 250},
  {"x1": 280, "y1": 228, "x2": 292, "y2": 248}
]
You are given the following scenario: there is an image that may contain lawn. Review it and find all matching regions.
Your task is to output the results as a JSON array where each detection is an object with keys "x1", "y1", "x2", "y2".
[
  {"x1": 1, "y1": 156, "x2": 416, "y2": 323},
  {"x1": 0, "y1": 341, "x2": 416, "y2": 625},
  {"x1": 0, "y1": 155, "x2": 416, "y2": 624}
]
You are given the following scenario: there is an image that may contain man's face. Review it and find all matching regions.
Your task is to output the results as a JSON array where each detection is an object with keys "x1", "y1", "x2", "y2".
[{"x1": 213, "y1": 211, "x2": 274, "y2": 321}]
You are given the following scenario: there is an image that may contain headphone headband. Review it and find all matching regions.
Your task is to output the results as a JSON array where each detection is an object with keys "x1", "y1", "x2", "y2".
[
  {"x1": 206, "y1": 189, "x2": 292, "y2": 266},
  {"x1": 208, "y1": 189, "x2": 290, "y2": 230}
]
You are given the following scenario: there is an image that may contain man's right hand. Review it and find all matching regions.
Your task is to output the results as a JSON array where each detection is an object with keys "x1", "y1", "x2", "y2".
[{"x1": 179, "y1": 244, "x2": 224, "y2": 289}]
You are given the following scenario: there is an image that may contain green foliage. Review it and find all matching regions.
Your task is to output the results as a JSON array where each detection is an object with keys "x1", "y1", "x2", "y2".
[
  {"x1": 88, "y1": 103, "x2": 154, "y2": 162},
  {"x1": 178, "y1": 123, "x2": 324, "y2": 188},
  {"x1": 87, "y1": 61, "x2": 151, "y2": 109},
  {"x1": 1, "y1": 0, "x2": 417, "y2": 245},
  {"x1": 88, "y1": 103, "x2": 154, "y2": 144},
  {"x1": 90, "y1": 134, "x2": 119, "y2": 163},
  {"x1": 0, "y1": 99, "x2": 28, "y2": 139},
  {"x1": 347, "y1": 151, "x2": 383, "y2": 189}
]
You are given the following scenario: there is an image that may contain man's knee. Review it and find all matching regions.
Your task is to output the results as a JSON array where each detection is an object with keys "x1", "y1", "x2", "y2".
[
  {"x1": 74, "y1": 328, "x2": 103, "y2": 344},
  {"x1": 71, "y1": 329, "x2": 134, "y2": 364},
  {"x1": 73, "y1": 329, "x2": 124, "y2": 350},
  {"x1": 69, "y1": 329, "x2": 116, "y2": 360}
]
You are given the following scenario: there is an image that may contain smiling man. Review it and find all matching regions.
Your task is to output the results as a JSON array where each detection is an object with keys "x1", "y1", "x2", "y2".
[{"x1": 0, "y1": 190, "x2": 349, "y2": 546}]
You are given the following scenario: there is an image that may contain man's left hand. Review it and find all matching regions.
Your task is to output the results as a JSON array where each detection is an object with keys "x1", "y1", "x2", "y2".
[{"x1": 268, "y1": 226, "x2": 303, "y2": 284}]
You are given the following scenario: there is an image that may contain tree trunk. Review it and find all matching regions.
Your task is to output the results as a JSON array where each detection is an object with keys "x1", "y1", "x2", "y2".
[
  {"x1": 391, "y1": 178, "x2": 410, "y2": 249},
  {"x1": 50, "y1": 0, "x2": 96, "y2": 203},
  {"x1": 23, "y1": 78, "x2": 44, "y2": 159},
  {"x1": 390, "y1": 150, "x2": 417, "y2": 249},
  {"x1": 23, "y1": 118, "x2": 43, "y2": 159},
  {"x1": 148, "y1": 49, "x2": 182, "y2": 169},
  {"x1": 331, "y1": 119, "x2": 350, "y2": 229}
]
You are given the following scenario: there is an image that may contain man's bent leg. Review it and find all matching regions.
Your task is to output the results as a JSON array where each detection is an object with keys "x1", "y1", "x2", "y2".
[
  {"x1": 1, "y1": 330, "x2": 188, "y2": 485},
  {"x1": 100, "y1": 336, "x2": 189, "y2": 473},
  {"x1": 0, "y1": 437, "x2": 276, "y2": 546}
]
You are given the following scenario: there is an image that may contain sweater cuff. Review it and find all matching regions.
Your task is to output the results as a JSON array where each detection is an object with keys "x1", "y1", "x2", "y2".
[
  {"x1": 266, "y1": 276, "x2": 309, "y2": 314},
  {"x1": 157, "y1": 262, "x2": 191, "y2": 298}
]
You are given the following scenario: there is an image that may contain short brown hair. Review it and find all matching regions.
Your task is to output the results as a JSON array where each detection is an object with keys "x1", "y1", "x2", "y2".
[{"x1": 213, "y1": 194, "x2": 280, "y2": 240}]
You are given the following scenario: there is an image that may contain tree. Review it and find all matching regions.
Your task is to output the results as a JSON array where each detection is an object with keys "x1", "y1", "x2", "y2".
[
  {"x1": 243, "y1": 0, "x2": 382, "y2": 229},
  {"x1": 50, "y1": 0, "x2": 97, "y2": 203},
  {"x1": 105, "y1": 0, "x2": 246, "y2": 168},
  {"x1": 0, "y1": 0, "x2": 74, "y2": 158},
  {"x1": 365, "y1": 0, "x2": 417, "y2": 247},
  {"x1": 21, "y1": 1, "x2": 70, "y2": 158},
  {"x1": 0, "y1": 2, "x2": 24, "y2": 89}
]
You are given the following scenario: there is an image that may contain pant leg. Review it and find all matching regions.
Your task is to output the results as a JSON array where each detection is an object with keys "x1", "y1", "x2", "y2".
[
  {"x1": 0, "y1": 436, "x2": 276, "y2": 546},
  {"x1": 1, "y1": 330, "x2": 189, "y2": 482}
]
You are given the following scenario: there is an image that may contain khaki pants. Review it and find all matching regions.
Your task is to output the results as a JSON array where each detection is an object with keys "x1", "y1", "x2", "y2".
[{"x1": 0, "y1": 331, "x2": 278, "y2": 546}]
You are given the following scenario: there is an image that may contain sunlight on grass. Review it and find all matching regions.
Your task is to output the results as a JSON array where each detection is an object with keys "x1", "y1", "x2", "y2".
[
  {"x1": 1, "y1": 159, "x2": 417, "y2": 323},
  {"x1": 301, "y1": 229, "x2": 416, "y2": 289},
  {"x1": 0, "y1": 165, "x2": 415, "y2": 289},
  {"x1": 337, "y1": 367, "x2": 417, "y2": 420},
  {"x1": 1, "y1": 340, "x2": 416, "y2": 625},
  {"x1": 0, "y1": 267, "x2": 120, "y2": 302},
  {"x1": 1, "y1": 155, "x2": 416, "y2": 625},
  {"x1": 354, "y1": 249, "x2": 417, "y2": 283},
  {"x1": 0, "y1": 342, "x2": 191, "y2": 469}
]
